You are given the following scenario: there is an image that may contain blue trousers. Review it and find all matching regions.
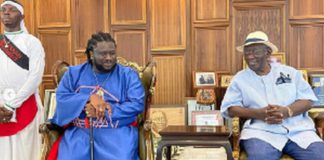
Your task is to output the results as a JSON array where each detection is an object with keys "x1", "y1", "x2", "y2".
[{"x1": 241, "y1": 138, "x2": 324, "y2": 160}]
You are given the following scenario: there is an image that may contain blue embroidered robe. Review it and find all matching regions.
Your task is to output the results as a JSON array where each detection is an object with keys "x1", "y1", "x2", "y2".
[{"x1": 51, "y1": 62, "x2": 145, "y2": 160}]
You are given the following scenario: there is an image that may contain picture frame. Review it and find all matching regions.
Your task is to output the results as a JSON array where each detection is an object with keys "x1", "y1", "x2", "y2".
[
  {"x1": 193, "y1": 71, "x2": 217, "y2": 88},
  {"x1": 310, "y1": 74, "x2": 324, "y2": 107},
  {"x1": 191, "y1": 110, "x2": 223, "y2": 126},
  {"x1": 43, "y1": 89, "x2": 56, "y2": 120},
  {"x1": 187, "y1": 98, "x2": 215, "y2": 125},
  {"x1": 298, "y1": 69, "x2": 308, "y2": 83},
  {"x1": 269, "y1": 52, "x2": 286, "y2": 65},
  {"x1": 149, "y1": 105, "x2": 186, "y2": 132},
  {"x1": 220, "y1": 75, "x2": 234, "y2": 87},
  {"x1": 243, "y1": 52, "x2": 286, "y2": 69},
  {"x1": 47, "y1": 92, "x2": 57, "y2": 120}
]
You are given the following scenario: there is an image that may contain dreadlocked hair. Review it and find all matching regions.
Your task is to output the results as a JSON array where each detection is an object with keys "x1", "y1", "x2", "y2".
[{"x1": 85, "y1": 32, "x2": 116, "y2": 63}]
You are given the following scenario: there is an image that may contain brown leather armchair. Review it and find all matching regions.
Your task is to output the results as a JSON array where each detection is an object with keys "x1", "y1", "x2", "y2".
[
  {"x1": 39, "y1": 57, "x2": 156, "y2": 160},
  {"x1": 231, "y1": 112, "x2": 322, "y2": 160}
]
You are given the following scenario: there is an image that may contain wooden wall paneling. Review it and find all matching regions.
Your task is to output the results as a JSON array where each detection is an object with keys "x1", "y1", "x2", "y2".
[
  {"x1": 74, "y1": 50, "x2": 88, "y2": 65},
  {"x1": 233, "y1": 0, "x2": 285, "y2": 2},
  {"x1": 38, "y1": 29, "x2": 72, "y2": 74},
  {"x1": 19, "y1": 0, "x2": 36, "y2": 34},
  {"x1": 112, "y1": 29, "x2": 146, "y2": 65},
  {"x1": 73, "y1": 0, "x2": 108, "y2": 51},
  {"x1": 289, "y1": 0, "x2": 324, "y2": 19},
  {"x1": 111, "y1": 0, "x2": 146, "y2": 25},
  {"x1": 36, "y1": 0, "x2": 71, "y2": 28},
  {"x1": 192, "y1": 0, "x2": 229, "y2": 23},
  {"x1": 150, "y1": 0, "x2": 186, "y2": 51},
  {"x1": 289, "y1": 24, "x2": 324, "y2": 69},
  {"x1": 152, "y1": 56, "x2": 185, "y2": 104},
  {"x1": 192, "y1": 26, "x2": 230, "y2": 73},
  {"x1": 232, "y1": 1, "x2": 286, "y2": 72}
]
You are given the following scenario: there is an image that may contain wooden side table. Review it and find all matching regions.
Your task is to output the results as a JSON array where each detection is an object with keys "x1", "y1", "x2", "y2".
[{"x1": 156, "y1": 125, "x2": 233, "y2": 160}]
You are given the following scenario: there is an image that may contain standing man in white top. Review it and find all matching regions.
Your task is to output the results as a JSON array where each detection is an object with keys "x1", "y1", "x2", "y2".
[
  {"x1": 0, "y1": 0, "x2": 45, "y2": 160},
  {"x1": 221, "y1": 31, "x2": 324, "y2": 160}
]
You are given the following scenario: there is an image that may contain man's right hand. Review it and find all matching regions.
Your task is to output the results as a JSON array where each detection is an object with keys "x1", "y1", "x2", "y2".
[
  {"x1": 0, "y1": 107, "x2": 13, "y2": 123},
  {"x1": 87, "y1": 94, "x2": 113, "y2": 119}
]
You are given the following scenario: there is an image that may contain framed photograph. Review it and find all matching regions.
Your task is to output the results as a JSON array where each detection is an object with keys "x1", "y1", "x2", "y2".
[
  {"x1": 243, "y1": 52, "x2": 286, "y2": 69},
  {"x1": 43, "y1": 89, "x2": 56, "y2": 120},
  {"x1": 193, "y1": 71, "x2": 217, "y2": 88},
  {"x1": 220, "y1": 75, "x2": 234, "y2": 87},
  {"x1": 191, "y1": 110, "x2": 223, "y2": 126},
  {"x1": 47, "y1": 92, "x2": 57, "y2": 120},
  {"x1": 298, "y1": 69, "x2": 308, "y2": 83},
  {"x1": 310, "y1": 74, "x2": 324, "y2": 107},
  {"x1": 149, "y1": 105, "x2": 186, "y2": 132},
  {"x1": 269, "y1": 52, "x2": 286, "y2": 65},
  {"x1": 187, "y1": 98, "x2": 215, "y2": 125}
]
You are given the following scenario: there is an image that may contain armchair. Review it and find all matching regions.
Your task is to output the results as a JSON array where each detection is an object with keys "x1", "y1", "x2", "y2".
[
  {"x1": 231, "y1": 113, "x2": 322, "y2": 160},
  {"x1": 39, "y1": 57, "x2": 156, "y2": 160}
]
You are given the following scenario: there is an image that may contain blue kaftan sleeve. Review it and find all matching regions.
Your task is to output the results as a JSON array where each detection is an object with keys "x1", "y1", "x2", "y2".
[
  {"x1": 107, "y1": 69, "x2": 145, "y2": 120},
  {"x1": 51, "y1": 67, "x2": 90, "y2": 126}
]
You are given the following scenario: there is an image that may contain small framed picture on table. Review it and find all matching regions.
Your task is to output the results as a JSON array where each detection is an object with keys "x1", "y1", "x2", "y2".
[{"x1": 191, "y1": 110, "x2": 223, "y2": 126}]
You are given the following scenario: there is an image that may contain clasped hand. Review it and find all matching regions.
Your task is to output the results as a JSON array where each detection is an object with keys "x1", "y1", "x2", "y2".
[
  {"x1": 0, "y1": 106, "x2": 13, "y2": 123},
  {"x1": 261, "y1": 105, "x2": 288, "y2": 124},
  {"x1": 84, "y1": 94, "x2": 112, "y2": 119}
]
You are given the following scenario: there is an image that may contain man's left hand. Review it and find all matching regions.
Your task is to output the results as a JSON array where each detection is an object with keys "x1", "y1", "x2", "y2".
[{"x1": 265, "y1": 104, "x2": 288, "y2": 124}]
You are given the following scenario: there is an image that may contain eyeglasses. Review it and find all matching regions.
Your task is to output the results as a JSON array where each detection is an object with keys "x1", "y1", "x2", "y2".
[
  {"x1": 0, "y1": 7, "x2": 20, "y2": 13},
  {"x1": 243, "y1": 48, "x2": 266, "y2": 57}
]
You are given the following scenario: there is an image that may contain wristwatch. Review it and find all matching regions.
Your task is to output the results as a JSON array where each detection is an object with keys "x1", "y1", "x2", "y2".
[{"x1": 287, "y1": 107, "x2": 293, "y2": 117}]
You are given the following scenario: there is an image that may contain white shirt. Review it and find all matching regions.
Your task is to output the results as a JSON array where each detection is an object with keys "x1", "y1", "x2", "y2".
[
  {"x1": 0, "y1": 31, "x2": 45, "y2": 120},
  {"x1": 221, "y1": 64, "x2": 322, "y2": 150}
]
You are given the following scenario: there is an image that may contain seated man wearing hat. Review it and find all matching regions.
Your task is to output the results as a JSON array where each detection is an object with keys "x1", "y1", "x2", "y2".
[{"x1": 221, "y1": 31, "x2": 324, "y2": 160}]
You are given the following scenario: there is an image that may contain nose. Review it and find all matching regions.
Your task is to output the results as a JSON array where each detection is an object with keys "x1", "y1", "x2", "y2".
[{"x1": 102, "y1": 53, "x2": 113, "y2": 60}]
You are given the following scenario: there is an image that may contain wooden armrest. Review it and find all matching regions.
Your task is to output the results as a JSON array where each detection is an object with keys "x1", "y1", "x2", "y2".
[
  {"x1": 39, "y1": 122, "x2": 65, "y2": 134},
  {"x1": 231, "y1": 117, "x2": 241, "y2": 160}
]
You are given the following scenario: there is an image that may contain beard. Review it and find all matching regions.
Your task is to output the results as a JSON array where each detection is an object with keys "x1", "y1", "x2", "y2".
[{"x1": 93, "y1": 58, "x2": 116, "y2": 73}]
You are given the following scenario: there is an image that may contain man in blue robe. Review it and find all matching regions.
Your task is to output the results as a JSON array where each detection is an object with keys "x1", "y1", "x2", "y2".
[{"x1": 51, "y1": 32, "x2": 145, "y2": 160}]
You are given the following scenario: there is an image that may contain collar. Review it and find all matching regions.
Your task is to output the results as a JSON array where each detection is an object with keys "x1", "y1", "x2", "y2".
[{"x1": 4, "y1": 30, "x2": 24, "y2": 35}]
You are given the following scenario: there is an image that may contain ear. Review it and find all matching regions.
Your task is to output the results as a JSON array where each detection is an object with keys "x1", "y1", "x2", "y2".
[
  {"x1": 90, "y1": 51, "x2": 94, "y2": 59},
  {"x1": 266, "y1": 47, "x2": 272, "y2": 56}
]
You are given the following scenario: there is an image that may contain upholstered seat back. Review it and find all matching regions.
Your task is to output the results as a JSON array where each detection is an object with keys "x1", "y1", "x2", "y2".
[{"x1": 117, "y1": 57, "x2": 156, "y2": 160}]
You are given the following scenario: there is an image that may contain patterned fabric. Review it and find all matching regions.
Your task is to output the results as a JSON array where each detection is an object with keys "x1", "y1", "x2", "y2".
[{"x1": 72, "y1": 118, "x2": 109, "y2": 128}]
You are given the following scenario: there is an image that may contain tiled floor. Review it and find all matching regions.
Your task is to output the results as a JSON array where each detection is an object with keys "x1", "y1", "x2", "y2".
[{"x1": 170, "y1": 146, "x2": 227, "y2": 160}]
